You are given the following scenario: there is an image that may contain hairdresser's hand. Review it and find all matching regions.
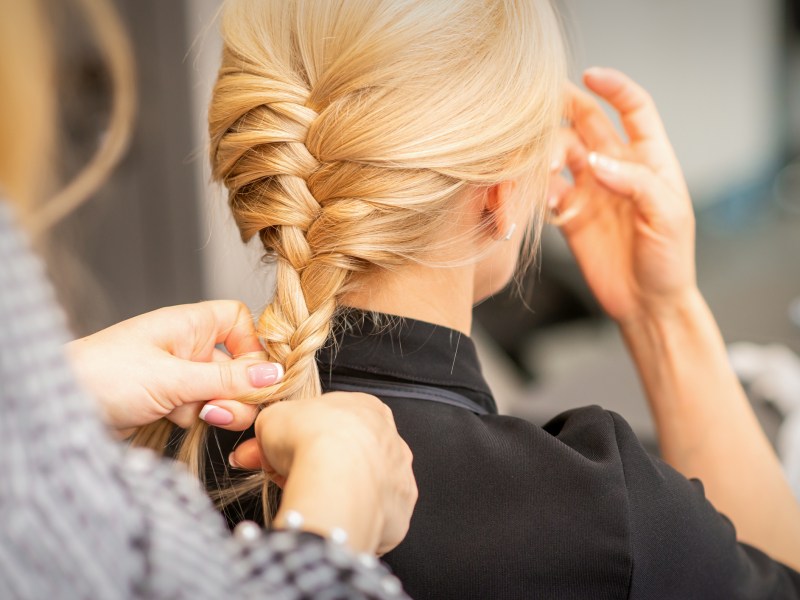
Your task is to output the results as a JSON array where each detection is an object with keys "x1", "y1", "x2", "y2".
[
  {"x1": 549, "y1": 67, "x2": 697, "y2": 326},
  {"x1": 66, "y1": 300, "x2": 283, "y2": 436},
  {"x1": 232, "y1": 392, "x2": 417, "y2": 555}
]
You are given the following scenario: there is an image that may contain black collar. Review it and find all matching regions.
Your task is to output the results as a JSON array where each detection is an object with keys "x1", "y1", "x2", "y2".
[{"x1": 316, "y1": 309, "x2": 497, "y2": 414}]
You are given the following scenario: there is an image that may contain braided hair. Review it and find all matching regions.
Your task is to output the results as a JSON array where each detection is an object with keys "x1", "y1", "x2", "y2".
[{"x1": 134, "y1": 0, "x2": 566, "y2": 520}]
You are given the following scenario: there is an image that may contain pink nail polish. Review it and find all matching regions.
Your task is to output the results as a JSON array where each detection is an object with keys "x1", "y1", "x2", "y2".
[
  {"x1": 199, "y1": 405, "x2": 234, "y2": 426},
  {"x1": 248, "y1": 362, "x2": 284, "y2": 387}
]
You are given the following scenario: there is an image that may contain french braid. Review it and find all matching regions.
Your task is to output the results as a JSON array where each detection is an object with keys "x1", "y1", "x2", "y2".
[{"x1": 133, "y1": 0, "x2": 567, "y2": 522}]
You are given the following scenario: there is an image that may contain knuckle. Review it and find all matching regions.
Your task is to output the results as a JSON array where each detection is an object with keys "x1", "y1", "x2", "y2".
[
  {"x1": 168, "y1": 406, "x2": 198, "y2": 429},
  {"x1": 224, "y1": 299, "x2": 249, "y2": 317},
  {"x1": 217, "y1": 362, "x2": 236, "y2": 396},
  {"x1": 347, "y1": 391, "x2": 378, "y2": 407},
  {"x1": 254, "y1": 406, "x2": 269, "y2": 430},
  {"x1": 410, "y1": 481, "x2": 419, "y2": 503},
  {"x1": 379, "y1": 402, "x2": 394, "y2": 420},
  {"x1": 638, "y1": 89, "x2": 655, "y2": 110},
  {"x1": 402, "y1": 443, "x2": 414, "y2": 465}
]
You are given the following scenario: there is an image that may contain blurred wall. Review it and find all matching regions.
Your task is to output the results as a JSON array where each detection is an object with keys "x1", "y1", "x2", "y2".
[
  {"x1": 562, "y1": 0, "x2": 783, "y2": 204},
  {"x1": 51, "y1": 0, "x2": 205, "y2": 334},
  {"x1": 184, "y1": 0, "x2": 275, "y2": 313}
]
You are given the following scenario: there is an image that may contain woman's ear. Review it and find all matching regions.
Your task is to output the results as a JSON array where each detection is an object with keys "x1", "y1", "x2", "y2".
[{"x1": 482, "y1": 180, "x2": 518, "y2": 241}]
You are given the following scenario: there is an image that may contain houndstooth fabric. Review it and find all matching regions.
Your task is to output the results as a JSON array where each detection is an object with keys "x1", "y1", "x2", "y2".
[{"x1": 0, "y1": 202, "x2": 408, "y2": 600}]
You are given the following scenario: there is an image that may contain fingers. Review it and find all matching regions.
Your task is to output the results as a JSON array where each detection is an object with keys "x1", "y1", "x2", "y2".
[
  {"x1": 567, "y1": 68, "x2": 689, "y2": 205},
  {"x1": 151, "y1": 300, "x2": 263, "y2": 360},
  {"x1": 166, "y1": 404, "x2": 201, "y2": 428},
  {"x1": 230, "y1": 422, "x2": 286, "y2": 486},
  {"x1": 548, "y1": 127, "x2": 592, "y2": 224},
  {"x1": 167, "y1": 397, "x2": 260, "y2": 430},
  {"x1": 176, "y1": 355, "x2": 282, "y2": 410},
  {"x1": 203, "y1": 300, "x2": 264, "y2": 357},
  {"x1": 587, "y1": 151, "x2": 671, "y2": 221},
  {"x1": 565, "y1": 81, "x2": 623, "y2": 154},
  {"x1": 582, "y1": 67, "x2": 668, "y2": 147},
  {"x1": 229, "y1": 437, "x2": 263, "y2": 469},
  {"x1": 166, "y1": 346, "x2": 269, "y2": 429},
  {"x1": 201, "y1": 400, "x2": 260, "y2": 430},
  {"x1": 551, "y1": 126, "x2": 589, "y2": 179}
]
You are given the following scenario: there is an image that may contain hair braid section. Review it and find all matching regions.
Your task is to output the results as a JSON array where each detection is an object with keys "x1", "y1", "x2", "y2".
[{"x1": 172, "y1": 35, "x2": 368, "y2": 516}]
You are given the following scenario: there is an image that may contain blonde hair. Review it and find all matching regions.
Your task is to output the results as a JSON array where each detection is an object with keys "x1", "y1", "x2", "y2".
[
  {"x1": 0, "y1": 0, "x2": 135, "y2": 233},
  {"x1": 0, "y1": 0, "x2": 53, "y2": 211},
  {"x1": 137, "y1": 0, "x2": 566, "y2": 514}
]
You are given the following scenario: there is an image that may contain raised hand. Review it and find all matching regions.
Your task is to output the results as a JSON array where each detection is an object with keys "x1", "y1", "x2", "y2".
[{"x1": 550, "y1": 67, "x2": 697, "y2": 326}]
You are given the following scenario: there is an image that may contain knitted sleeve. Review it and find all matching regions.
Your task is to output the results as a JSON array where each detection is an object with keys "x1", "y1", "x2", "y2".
[{"x1": 0, "y1": 203, "x2": 406, "y2": 600}]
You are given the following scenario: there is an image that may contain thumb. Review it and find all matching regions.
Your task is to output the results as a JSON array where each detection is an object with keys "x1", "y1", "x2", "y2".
[
  {"x1": 229, "y1": 437, "x2": 288, "y2": 487},
  {"x1": 179, "y1": 358, "x2": 284, "y2": 400},
  {"x1": 587, "y1": 152, "x2": 667, "y2": 220},
  {"x1": 173, "y1": 359, "x2": 283, "y2": 425}
]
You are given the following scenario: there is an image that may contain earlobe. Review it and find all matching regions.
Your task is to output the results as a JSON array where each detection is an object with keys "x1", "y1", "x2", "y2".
[{"x1": 483, "y1": 180, "x2": 518, "y2": 241}]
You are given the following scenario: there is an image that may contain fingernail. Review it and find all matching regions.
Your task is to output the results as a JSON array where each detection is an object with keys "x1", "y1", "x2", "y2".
[
  {"x1": 549, "y1": 159, "x2": 562, "y2": 172},
  {"x1": 199, "y1": 405, "x2": 234, "y2": 426},
  {"x1": 547, "y1": 195, "x2": 559, "y2": 209},
  {"x1": 247, "y1": 362, "x2": 284, "y2": 387},
  {"x1": 588, "y1": 152, "x2": 620, "y2": 173},
  {"x1": 584, "y1": 66, "x2": 606, "y2": 78},
  {"x1": 228, "y1": 452, "x2": 242, "y2": 469}
]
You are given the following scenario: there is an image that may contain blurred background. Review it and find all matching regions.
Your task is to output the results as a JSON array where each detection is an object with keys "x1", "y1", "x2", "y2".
[{"x1": 51, "y1": 0, "x2": 800, "y2": 457}]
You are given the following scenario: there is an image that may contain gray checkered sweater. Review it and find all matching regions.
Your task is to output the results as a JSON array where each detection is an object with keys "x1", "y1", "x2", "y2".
[{"x1": 0, "y1": 203, "x2": 408, "y2": 600}]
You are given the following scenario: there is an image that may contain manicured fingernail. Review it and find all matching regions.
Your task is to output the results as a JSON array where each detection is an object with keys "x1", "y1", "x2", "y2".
[
  {"x1": 228, "y1": 452, "x2": 242, "y2": 469},
  {"x1": 247, "y1": 362, "x2": 284, "y2": 387},
  {"x1": 548, "y1": 195, "x2": 559, "y2": 209},
  {"x1": 588, "y1": 152, "x2": 620, "y2": 173},
  {"x1": 584, "y1": 66, "x2": 606, "y2": 78},
  {"x1": 199, "y1": 405, "x2": 234, "y2": 426},
  {"x1": 550, "y1": 159, "x2": 562, "y2": 172}
]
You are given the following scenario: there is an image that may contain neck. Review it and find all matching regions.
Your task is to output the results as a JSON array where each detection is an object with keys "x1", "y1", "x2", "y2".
[{"x1": 341, "y1": 262, "x2": 476, "y2": 335}]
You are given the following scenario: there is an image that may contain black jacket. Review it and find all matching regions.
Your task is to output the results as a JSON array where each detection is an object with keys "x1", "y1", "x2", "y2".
[{"x1": 214, "y1": 310, "x2": 800, "y2": 599}]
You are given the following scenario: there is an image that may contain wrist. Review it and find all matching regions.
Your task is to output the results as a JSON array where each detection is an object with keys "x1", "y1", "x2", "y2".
[
  {"x1": 617, "y1": 284, "x2": 736, "y2": 441},
  {"x1": 618, "y1": 287, "x2": 707, "y2": 339},
  {"x1": 619, "y1": 286, "x2": 725, "y2": 380},
  {"x1": 277, "y1": 435, "x2": 384, "y2": 553}
]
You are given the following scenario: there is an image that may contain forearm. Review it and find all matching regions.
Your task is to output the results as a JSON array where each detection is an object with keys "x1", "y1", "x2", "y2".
[{"x1": 621, "y1": 290, "x2": 800, "y2": 568}]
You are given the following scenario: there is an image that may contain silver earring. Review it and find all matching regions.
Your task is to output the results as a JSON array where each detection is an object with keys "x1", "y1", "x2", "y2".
[{"x1": 503, "y1": 223, "x2": 517, "y2": 241}]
